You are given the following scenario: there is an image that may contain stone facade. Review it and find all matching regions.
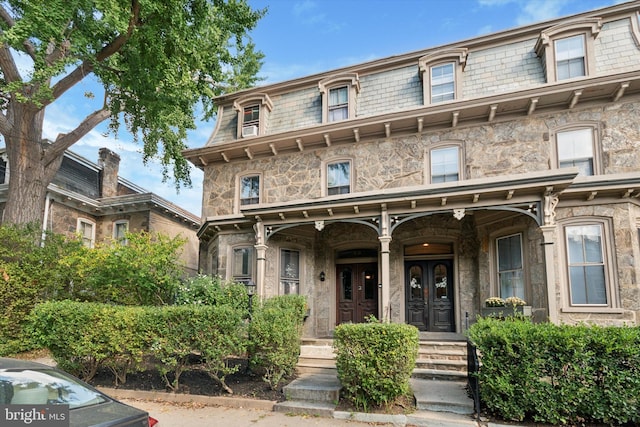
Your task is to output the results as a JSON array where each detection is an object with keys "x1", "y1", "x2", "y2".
[{"x1": 186, "y1": 2, "x2": 640, "y2": 337}]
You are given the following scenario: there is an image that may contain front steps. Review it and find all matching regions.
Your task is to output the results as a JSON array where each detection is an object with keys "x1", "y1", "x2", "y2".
[{"x1": 273, "y1": 374, "x2": 341, "y2": 416}]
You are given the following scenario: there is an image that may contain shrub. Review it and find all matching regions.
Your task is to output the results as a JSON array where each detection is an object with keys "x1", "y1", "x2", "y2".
[
  {"x1": 248, "y1": 294, "x2": 306, "y2": 390},
  {"x1": 468, "y1": 317, "x2": 640, "y2": 425},
  {"x1": 334, "y1": 319, "x2": 419, "y2": 410},
  {"x1": 174, "y1": 274, "x2": 248, "y2": 311}
]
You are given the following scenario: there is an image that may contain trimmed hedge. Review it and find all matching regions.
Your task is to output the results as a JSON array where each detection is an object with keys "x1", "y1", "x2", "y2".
[
  {"x1": 334, "y1": 320, "x2": 419, "y2": 410},
  {"x1": 468, "y1": 317, "x2": 640, "y2": 425}
]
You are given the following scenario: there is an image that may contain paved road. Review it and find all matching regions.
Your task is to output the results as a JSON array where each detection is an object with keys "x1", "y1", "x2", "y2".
[{"x1": 122, "y1": 398, "x2": 391, "y2": 427}]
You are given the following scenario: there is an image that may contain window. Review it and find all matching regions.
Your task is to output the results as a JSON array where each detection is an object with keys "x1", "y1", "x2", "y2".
[
  {"x1": 496, "y1": 234, "x2": 525, "y2": 300},
  {"x1": 327, "y1": 161, "x2": 351, "y2": 195},
  {"x1": 318, "y1": 73, "x2": 360, "y2": 123},
  {"x1": 565, "y1": 224, "x2": 607, "y2": 305},
  {"x1": 430, "y1": 146, "x2": 460, "y2": 183},
  {"x1": 328, "y1": 86, "x2": 349, "y2": 122},
  {"x1": 555, "y1": 35, "x2": 585, "y2": 80},
  {"x1": 232, "y1": 247, "x2": 253, "y2": 284},
  {"x1": 553, "y1": 125, "x2": 600, "y2": 176},
  {"x1": 280, "y1": 249, "x2": 300, "y2": 295},
  {"x1": 233, "y1": 93, "x2": 273, "y2": 138},
  {"x1": 77, "y1": 219, "x2": 95, "y2": 248},
  {"x1": 419, "y1": 48, "x2": 467, "y2": 105},
  {"x1": 113, "y1": 220, "x2": 129, "y2": 244},
  {"x1": 535, "y1": 18, "x2": 601, "y2": 83},
  {"x1": 430, "y1": 63, "x2": 455, "y2": 103},
  {"x1": 240, "y1": 175, "x2": 260, "y2": 206}
]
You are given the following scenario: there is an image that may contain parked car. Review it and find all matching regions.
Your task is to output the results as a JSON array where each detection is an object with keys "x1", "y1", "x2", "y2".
[{"x1": 0, "y1": 357, "x2": 158, "y2": 427}]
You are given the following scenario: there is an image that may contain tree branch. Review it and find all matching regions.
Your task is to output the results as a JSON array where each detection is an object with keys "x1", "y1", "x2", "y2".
[{"x1": 43, "y1": 108, "x2": 111, "y2": 166}]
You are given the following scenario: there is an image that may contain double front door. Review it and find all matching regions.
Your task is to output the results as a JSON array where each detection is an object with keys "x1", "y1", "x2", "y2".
[
  {"x1": 337, "y1": 263, "x2": 378, "y2": 324},
  {"x1": 405, "y1": 259, "x2": 454, "y2": 332}
]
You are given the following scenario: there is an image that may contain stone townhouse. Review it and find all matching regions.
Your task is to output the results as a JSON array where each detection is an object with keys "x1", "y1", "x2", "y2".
[
  {"x1": 184, "y1": 1, "x2": 640, "y2": 337},
  {"x1": 0, "y1": 147, "x2": 200, "y2": 275}
]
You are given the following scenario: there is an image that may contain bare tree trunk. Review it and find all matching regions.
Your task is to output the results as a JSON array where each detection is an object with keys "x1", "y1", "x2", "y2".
[{"x1": 2, "y1": 107, "x2": 62, "y2": 227}]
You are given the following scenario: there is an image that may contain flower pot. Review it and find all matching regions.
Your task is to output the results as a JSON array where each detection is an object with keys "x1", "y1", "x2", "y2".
[{"x1": 481, "y1": 305, "x2": 531, "y2": 318}]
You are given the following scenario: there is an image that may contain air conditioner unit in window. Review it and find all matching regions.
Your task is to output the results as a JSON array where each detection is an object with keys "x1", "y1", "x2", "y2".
[{"x1": 242, "y1": 125, "x2": 258, "y2": 137}]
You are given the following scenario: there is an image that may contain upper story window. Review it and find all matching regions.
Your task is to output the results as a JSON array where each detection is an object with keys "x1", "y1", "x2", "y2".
[
  {"x1": 280, "y1": 249, "x2": 300, "y2": 295},
  {"x1": 0, "y1": 154, "x2": 7, "y2": 184},
  {"x1": 429, "y1": 145, "x2": 461, "y2": 183},
  {"x1": 632, "y1": 11, "x2": 640, "y2": 48},
  {"x1": 113, "y1": 220, "x2": 129, "y2": 244},
  {"x1": 232, "y1": 246, "x2": 254, "y2": 284},
  {"x1": 555, "y1": 35, "x2": 585, "y2": 80},
  {"x1": 419, "y1": 48, "x2": 467, "y2": 105},
  {"x1": 233, "y1": 93, "x2": 273, "y2": 139},
  {"x1": 496, "y1": 233, "x2": 525, "y2": 300},
  {"x1": 77, "y1": 218, "x2": 95, "y2": 248},
  {"x1": 535, "y1": 18, "x2": 601, "y2": 83},
  {"x1": 319, "y1": 73, "x2": 360, "y2": 123},
  {"x1": 551, "y1": 124, "x2": 600, "y2": 176},
  {"x1": 326, "y1": 160, "x2": 351, "y2": 195},
  {"x1": 239, "y1": 174, "x2": 261, "y2": 206}
]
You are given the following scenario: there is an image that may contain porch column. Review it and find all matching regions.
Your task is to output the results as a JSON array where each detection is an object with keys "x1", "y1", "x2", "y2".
[
  {"x1": 541, "y1": 225, "x2": 559, "y2": 324},
  {"x1": 379, "y1": 207, "x2": 392, "y2": 322},
  {"x1": 253, "y1": 221, "x2": 268, "y2": 298}
]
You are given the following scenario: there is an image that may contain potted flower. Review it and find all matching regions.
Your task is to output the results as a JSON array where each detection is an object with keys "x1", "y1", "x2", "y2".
[{"x1": 481, "y1": 296, "x2": 531, "y2": 318}]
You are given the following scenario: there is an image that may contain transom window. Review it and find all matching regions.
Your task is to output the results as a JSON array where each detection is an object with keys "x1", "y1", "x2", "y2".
[
  {"x1": 77, "y1": 219, "x2": 95, "y2": 248},
  {"x1": 430, "y1": 146, "x2": 459, "y2": 183},
  {"x1": 240, "y1": 175, "x2": 260, "y2": 206},
  {"x1": 496, "y1": 234, "x2": 525, "y2": 300},
  {"x1": 556, "y1": 128, "x2": 594, "y2": 176},
  {"x1": 280, "y1": 249, "x2": 300, "y2": 295},
  {"x1": 328, "y1": 86, "x2": 349, "y2": 122},
  {"x1": 327, "y1": 161, "x2": 351, "y2": 195},
  {"x1": 430, "y1": 63, "x2": 455, "y2": 103},
  {"x1": 565, "y1": 224, "x2": 607, "y2": 305},
  {"x1": 232, "y1": 247, "x2": 254, "y2": 284},
  {"x1": 555, "y1": 35, "x2": 585, "y2": 80}
]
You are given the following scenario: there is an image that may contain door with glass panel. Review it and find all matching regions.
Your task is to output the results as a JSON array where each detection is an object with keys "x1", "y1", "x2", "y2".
[
  {"x1": 336, "y1": 263, "x2": 378, "y2": 324},
  {"x1": 405, "y1": 260, "x2": 454, "y2": 332}
]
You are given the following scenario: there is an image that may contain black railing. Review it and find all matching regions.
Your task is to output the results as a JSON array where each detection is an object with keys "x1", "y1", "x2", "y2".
[{"x1": 467, "y1": 339, "x2": 481, "y2": 419}]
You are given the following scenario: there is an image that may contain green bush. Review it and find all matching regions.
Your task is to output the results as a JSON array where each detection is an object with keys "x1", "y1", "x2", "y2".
[
  {"x1": 174, "y1": 274, "x2": 248, "y2": 311},
  {"x1": 248, "y1": 294, "x2": 306, "y2": 390},
  {"x1": 468, "y1": 317, "x2": 640, "y2": 425},
  {"x1": 334, "y1": 319, "x2": 419, "y2": 410}
]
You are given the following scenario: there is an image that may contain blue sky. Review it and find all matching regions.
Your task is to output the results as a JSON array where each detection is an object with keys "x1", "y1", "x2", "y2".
[{"x1": 10, "y1": 0, "x2": 625, "y2": 216}]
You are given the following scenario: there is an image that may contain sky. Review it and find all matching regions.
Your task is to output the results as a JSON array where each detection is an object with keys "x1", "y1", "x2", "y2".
[{"x1": 5, "y1": 0, "x2": 627, "y2": 216}]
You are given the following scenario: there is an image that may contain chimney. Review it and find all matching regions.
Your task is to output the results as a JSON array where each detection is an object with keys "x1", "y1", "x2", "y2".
[{"x1": 98, "y1": 148, "x2": 120, "y2": 198}]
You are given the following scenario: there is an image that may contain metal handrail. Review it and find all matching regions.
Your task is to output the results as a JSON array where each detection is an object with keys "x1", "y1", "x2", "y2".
[{"x1": 467, "y1": 339, "x2": 481, "y2": 419}]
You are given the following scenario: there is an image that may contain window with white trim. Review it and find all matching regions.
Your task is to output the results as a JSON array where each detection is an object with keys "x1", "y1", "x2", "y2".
[
  {"x1": 430, "y1": 146, "x2": 460, "y2": 183},
  {"x1": 430, "y1": 63, "x2": 455, "y2": 103},
  {"x1": 280, "y1": 249, "x2": 300, "y2": 295},
  {"x1": 113, "y1": 220, "x2": 129, "y2": 244},
  {"x1": 240, "y1": 174, "x2": 261, "y2": 206},
  {"x1": 327, "y1": 161, "x2": 351, "y2": 195},
  {"x1": 77, "y1": 218, "x2": 95, "y2": 248},
  {"x1": 232, "y1": 247, "x2": 254, "y2": 284},
  {"x1": 496, "y1": 234, "x2": 525, "y2": 300},
  {"x1": 555, "y1": 35, "x2": 586, "y2": 80},
  {"x1": 233, "y1": 93, "x2": 273, "y2": 139},
  {"x1": 552, "y1": 125, "x2": 600, "y2": 176},
  {"x1": 318, "y1": 73, "x2": 360, "y2": 123},
  {"x1": 565, "y1": 224, "x2": 607, "y2": 305},
  {"x1": 419, "y1": 48, "x2": 467, "y2": 105}
]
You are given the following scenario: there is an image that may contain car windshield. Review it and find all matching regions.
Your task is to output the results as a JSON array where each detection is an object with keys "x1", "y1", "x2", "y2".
[{"x1": 0, "y1": 369, "x2": 108, "y2": 409}]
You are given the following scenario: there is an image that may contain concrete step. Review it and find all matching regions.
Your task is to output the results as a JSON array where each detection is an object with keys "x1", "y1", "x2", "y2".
[
  {"x1": 410, "y1": 378, "x2": 474, "y2": 415},
  {"x1": 273, "y1": 400, "x2": 336, "y2": 417},
  {"x1": 282, "y1": 374, "x2": 341, "y2": 404},
  {"x1": 415, "y1": 357, "x2": 467, "y2": 372},
  {"x1": 412, "y1": 368, "x2": 467, "y2": 381}
]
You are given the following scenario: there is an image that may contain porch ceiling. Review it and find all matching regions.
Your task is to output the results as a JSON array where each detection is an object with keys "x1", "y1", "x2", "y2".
[{"x1": 184, "y1": 70, "x2": 640, "y2": 167}]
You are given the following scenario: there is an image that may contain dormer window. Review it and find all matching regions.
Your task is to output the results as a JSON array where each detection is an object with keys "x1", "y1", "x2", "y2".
[
  {"x1": 419, "y1": 48, "x2": 467, "y2": 105},
  {"x1": 319, "y1": 73, "x2": 360, "y2": 123},
  {"x1": 233, "y1": 93, "x2": 273, "y2": 139},
  {"x1": 535, "y1": 18, "x2": 601, "y2": 83}
]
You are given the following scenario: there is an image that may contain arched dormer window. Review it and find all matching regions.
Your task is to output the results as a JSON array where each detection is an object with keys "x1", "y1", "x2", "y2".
[
  {"x1": 535, "y1": 18, "x2": 602, "y2": 82},
  {"x1": 318, "y1": 73, "x2": 360, "y2": 123},
  {"x1": 419, "y1": 48, "x2": 467, "y2": 105},
  {"x1": 233, "y1": 93, "x2": 274, "y2": 138}
]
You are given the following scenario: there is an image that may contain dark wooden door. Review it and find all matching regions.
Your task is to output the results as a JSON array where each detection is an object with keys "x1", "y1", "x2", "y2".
[
  {"x1": 337, "y1": 263, "x2": 378, "y2": 324},
  {"x1": 405, "y1": 260, "x2": 454, "y2": 332}
]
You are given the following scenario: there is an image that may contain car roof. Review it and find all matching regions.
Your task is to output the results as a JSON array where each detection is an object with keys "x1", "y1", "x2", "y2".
[{"x1": 0, "y1": 357, "x2": 52, "y2": 371}]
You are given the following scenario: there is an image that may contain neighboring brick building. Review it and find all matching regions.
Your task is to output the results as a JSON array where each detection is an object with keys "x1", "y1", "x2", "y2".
[
  {"x1": 184, "y1": 2, "x2": 640, "y2": 337},
  {"x1": 0, "y1": 147, "x2": 200, "y2": 275}
]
